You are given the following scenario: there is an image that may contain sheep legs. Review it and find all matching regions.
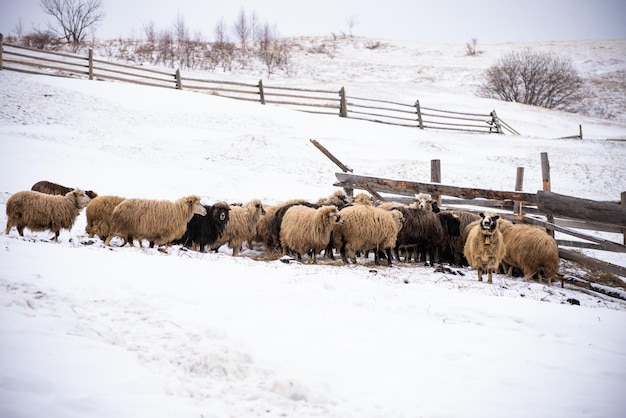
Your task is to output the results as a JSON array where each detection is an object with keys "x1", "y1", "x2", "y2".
[{"x1": 477, "y1": 267, "x2": 494, "y2": 284}]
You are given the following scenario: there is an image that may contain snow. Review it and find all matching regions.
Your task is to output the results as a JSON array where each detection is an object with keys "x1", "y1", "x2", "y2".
[{"x1": 1, "y1": 37, "x2": 626, "y2": 418}]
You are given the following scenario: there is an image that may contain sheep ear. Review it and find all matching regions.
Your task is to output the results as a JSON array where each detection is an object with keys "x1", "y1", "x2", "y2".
[{"x1": 479, "y1": 212, "x2": 485, "y2": 219}]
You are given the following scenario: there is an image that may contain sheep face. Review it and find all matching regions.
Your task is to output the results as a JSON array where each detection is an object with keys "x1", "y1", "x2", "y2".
[
  {"x1": 193, "y1": 200, "x2": 207, "y2": 216},
  {"x1": 254, "y1": 201, "x2": 266, "y2": 216},
  {"x1": 479, "y1": 212, "x2": 499, "y2": 233},
  {"x1": 330, "y1": 210, "x2": 344, "y2": 225},
  {"x1": 415, "y1": 193, "x2": 435, "y2": 211},
  {"x1": 212, "y1": 201, "x2": 231, "y2": 224},
  {"x1": 71, "y1": 189, "x2": 92, "y2": 209}
]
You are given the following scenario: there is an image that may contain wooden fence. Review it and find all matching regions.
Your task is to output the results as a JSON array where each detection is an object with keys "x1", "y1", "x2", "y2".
[
  {"x1": 0, "y1": 38, "x2": 516, "y2": 134},
  {"x1": 311, "y1": 140, "x2": 626, "y2": 280}
]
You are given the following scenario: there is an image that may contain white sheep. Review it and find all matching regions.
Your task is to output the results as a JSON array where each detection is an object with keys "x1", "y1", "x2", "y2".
[
  {"x1": 412, "y1": 193, "x2": 439, "y2": 212},
  {"x1": 5, "y1": 189, "x2": 91, "y2": 242},
  {"x1": 498, "y1": 219, "x2": 559, "y2": 286},
  {"x1": 334, "y1": 205, "x2": 404, "y2": 265},
  {"x1": 104, "y1": 195, "x2": 206, "y2": 247},
  {"x1": 280, "y1": 205, "x2": 343, "y2": 263},
  {"x1": 212, "y1": 199, "x2": 266, "y2": 256},
  {"x1": 463, "y1": 212, "x2": 506, "y2": 283}
]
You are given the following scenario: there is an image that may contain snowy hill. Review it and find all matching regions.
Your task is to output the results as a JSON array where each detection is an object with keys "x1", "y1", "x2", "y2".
[{"x1": 1, "y1": 37, "x2": 626, "y2": 418}]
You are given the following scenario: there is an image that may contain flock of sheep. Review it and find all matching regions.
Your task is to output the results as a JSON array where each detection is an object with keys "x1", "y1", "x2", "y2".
[{"x1": 4, "y1": 180, "x2": 560, "y2": 286}]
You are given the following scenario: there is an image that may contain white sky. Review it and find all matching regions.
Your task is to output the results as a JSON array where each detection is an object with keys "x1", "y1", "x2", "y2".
[{"x1": 2, "y1": 0, "x2": 625, "y2": 43}]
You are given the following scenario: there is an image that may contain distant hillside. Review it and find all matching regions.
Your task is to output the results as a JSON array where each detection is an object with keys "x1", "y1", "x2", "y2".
[{"x1": 87, "y1": 36, "x2": 626, "y2": 123}]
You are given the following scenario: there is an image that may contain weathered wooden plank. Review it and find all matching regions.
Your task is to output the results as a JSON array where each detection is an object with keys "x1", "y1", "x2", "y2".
[
  {"x1": 559, "y1": 248, "x2": 626, "y2": 279},
  {"x1": 537, "y1": 191, "x2": 626, "y2": 227},
  {"x1": 335, "y1": 172, "x2": 538, "y2": 203}
]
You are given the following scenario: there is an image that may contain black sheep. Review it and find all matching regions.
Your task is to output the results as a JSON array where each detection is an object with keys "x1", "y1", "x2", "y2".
[
  {"x1": 174, "y1": 201, "x2": 231, "y2": 252},
  {"x1": 392, "y1": 207, "x2": 460, "y2": 265}
]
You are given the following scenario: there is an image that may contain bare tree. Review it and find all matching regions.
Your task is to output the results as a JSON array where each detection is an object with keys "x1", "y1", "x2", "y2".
[
  {"x1": 174, "y1": 12, "x2": 192, "y2": 69},
  {"x1": 346, "y1": 14, "x2": 359, "y2": 37},
  {"x1": 13, "y1": 17, "x2": 25, "y2": 37},
  {"x1": 250, "y1": 10, "x2": 260, "y2": 44},
  {"x1": 156, "y1": 29, "x2": 174, "y2": 66},
  {"x1": 233, "y1": 7, "x2": 250, "y2": 51},
  {"x1": 478, "y1": 49, "x2": 584, "y2": 111},
  {"x1": 257, "y1": 23, "x2": 290, "y2": 77},
  {"x1": 213, "y1": 18, "x2": 235, "y2": 72},
  {"x1": 39, "y1": 0, "x2": 104, "y2": 48}
]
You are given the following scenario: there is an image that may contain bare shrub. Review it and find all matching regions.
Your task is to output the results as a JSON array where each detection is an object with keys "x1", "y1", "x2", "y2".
[
  {"x1": 364, "y1": 40, "x2": 384, "y2": 50},
  {"x1": 478, "y1": 49, "x2": 584, "y2": 111},
  {"x1": 21, "y1": 29, "x2": 60, "y2": 49},
  {"x1": 465, "y1": 38, "x2": 479, "y2": 56}
]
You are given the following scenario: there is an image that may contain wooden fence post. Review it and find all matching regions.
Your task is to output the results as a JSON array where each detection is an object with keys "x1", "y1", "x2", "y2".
[
  {"x1": 175, "y1": 69, "x2": 182, "y2": 89},
  {"x1": 514, "y1": 167, "x2": 524, "y2": 220},
  {"x1": 622, "y1": 191, "x2": 626, "y2": 245},
  {"x1": 431, "y1": 159, "x2": 441, "y2": 207},
  {"x1": 88, "y1": 48, "x2": 93, "y2": 80},
  {"x1": 339, "y1": 87, "x2": 347, "y2": 117},
  {"x1": 541, "y1": 152, "x2": 555, "y2": 236},
  {"x1": 490, "y1": 110, "x2": 503, "y2": 134},
  {"x1": 415, "y1": 100, "x2": 424, "y2": 129},
  {"x1": 0, "y1": 33, "x2": 3, "y2": 70},
  {"x1": 579, "y1": 124, "x2": 583, "y2": 140},
  {"x1": 258, "y1": 79, "x2": 266, "y2": 104}
]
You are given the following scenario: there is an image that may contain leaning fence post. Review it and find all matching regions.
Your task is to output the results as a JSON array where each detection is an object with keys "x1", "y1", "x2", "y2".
[
  {"x1": 88, "y1": 48, "x2": 94, "y2": 80},
  {"x1": 339, "y1": 87, "x2": 347, "y2": 117},
  {"x1": 431, "y1": 159, "x2": 441, "y2": 208},
  {"x1": 514, "y1": 167, "x2": 525, "y2": 220},
  {"x1": 0, "y1": 33, "x2": 3, "y2": 70},
  {"x1": 175, "y1": 69, "x2": 182, "y2": 90},
  {"x1": 258, "y1": 79, "x2": 266, "y2": 104},
  {"x1": 621, "y1": 191, "x2": 626, "y2": 245},
  {"x1": 490, "y1": 110, "x2": 503, "y2": 134},
  {"x1": 415, "y1": 99, "x2": 423, "y2": 129},
  {"x1": 541, "y1": 152, "x2": 555, "y2": 236}
]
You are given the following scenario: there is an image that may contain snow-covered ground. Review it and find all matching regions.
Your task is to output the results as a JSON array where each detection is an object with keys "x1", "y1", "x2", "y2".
[{"x1": 1, "y1": 37, "x2": 626, "y2": 418}]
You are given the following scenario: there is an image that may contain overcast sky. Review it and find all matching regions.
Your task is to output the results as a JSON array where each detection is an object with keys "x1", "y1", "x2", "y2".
[{"x1": 2, "y1": 0, "x2": 625, "y2": 43}]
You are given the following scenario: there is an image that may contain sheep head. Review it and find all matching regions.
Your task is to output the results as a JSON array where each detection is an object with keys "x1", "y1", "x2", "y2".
[
  {"x1": 187, "y1": 196, "x2": 207, "y2": 216},
  {"x1": 414, "y1": 193, "x2": 435, "y2": 211},
  {"x1": 213, "y1": 201, "x2": 231, "y2": 223},
  {"x1": 479, "y1": 212, "x2": 500, "y2": 235},
  {"x1": 354, "y1": 193, "x2": 373, "y2": 206},
  {"x1": 70, "y1": 188, "x2": 92, "y2": 209}
]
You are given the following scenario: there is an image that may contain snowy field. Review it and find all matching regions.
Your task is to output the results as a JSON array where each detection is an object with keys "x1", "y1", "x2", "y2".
[{"x1": 1, "y1": 37, "x2": 626, "y2": 418}]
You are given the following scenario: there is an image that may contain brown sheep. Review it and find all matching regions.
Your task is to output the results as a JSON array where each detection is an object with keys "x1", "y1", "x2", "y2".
[
  {"x1": 463, "y1": 212, "x2": 506, "y2": 283},
  {"x1": 497, "y1": 219, "x2": 559, "y2": 286},
  {"x1": 5, "y1": 189, "x2": 91, "y2": 241},
  {"x1": 255, "y1": 199, "x2": 309, "y2": 253},
  {"x1": 315, "y1": 189, "x2": 353, "y2": 207},
  {"x1": 211, "y1": 199, "x2": 266, "y2": 256},
  {"x1": 31, "y1": 180, "x2": 98, "y2": 199},
  {"x1": 334, "y1": 205, "x2": 404, "y2": 266},
  {"x1": 85, "y1": 195, "x2": 126, "y2": 242},
  {"x1": 104, "y1": 196, "x2": 206, "y2": 248},
  {"x1": 280, "y1": 205, "x2": 343, "y2": 263}
]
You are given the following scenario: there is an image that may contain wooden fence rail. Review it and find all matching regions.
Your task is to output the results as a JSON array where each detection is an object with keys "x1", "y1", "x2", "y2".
[{"x1": 0, "y1": 39, "x2": 510, "y2": 134}]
